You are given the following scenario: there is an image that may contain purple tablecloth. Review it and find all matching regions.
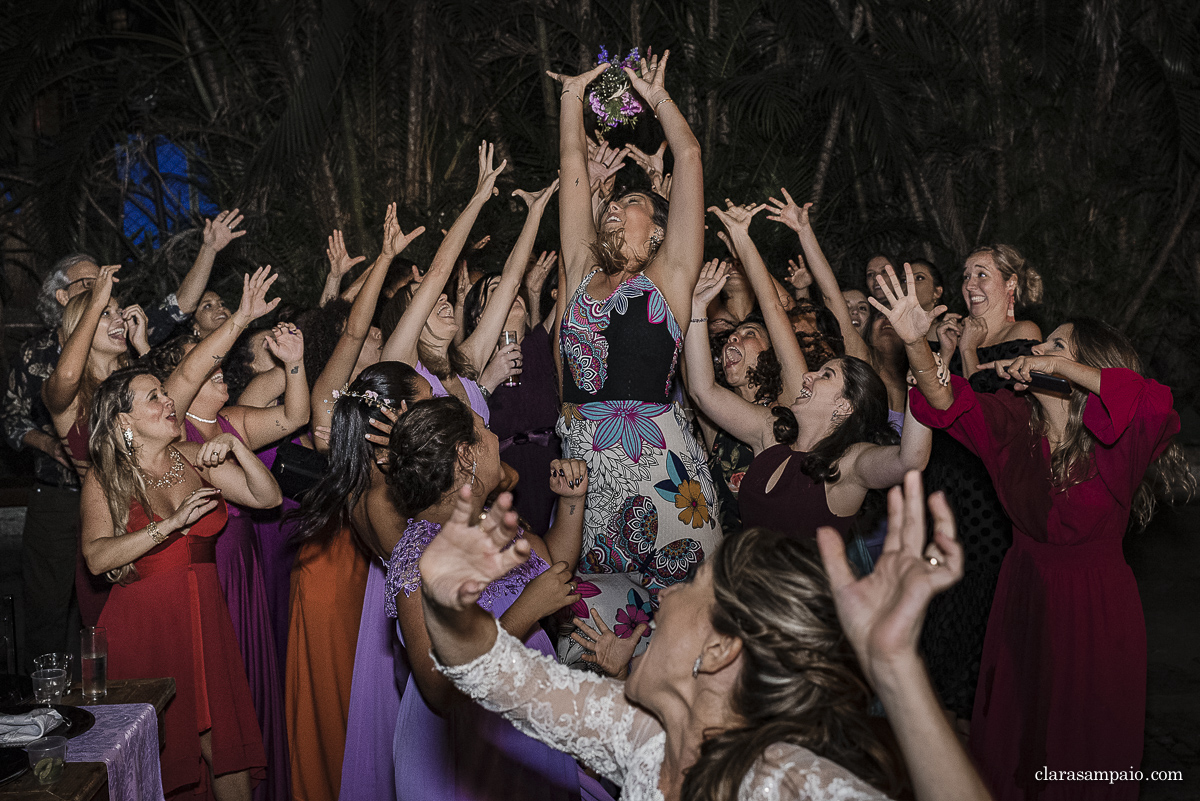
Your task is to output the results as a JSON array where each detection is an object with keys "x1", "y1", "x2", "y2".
[{"x1": 69, "y1": 703, "x2": 165, "y2": 801}]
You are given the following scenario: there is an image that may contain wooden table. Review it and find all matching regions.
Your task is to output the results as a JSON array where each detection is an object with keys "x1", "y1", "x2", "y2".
[{"x1": 0, "y1": 679, "x2": 176, "y2": 800}]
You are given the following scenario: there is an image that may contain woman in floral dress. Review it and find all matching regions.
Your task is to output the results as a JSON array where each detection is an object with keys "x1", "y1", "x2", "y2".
[{"x1": 549, "y1": 54, "x2": 721, "y2": 661}]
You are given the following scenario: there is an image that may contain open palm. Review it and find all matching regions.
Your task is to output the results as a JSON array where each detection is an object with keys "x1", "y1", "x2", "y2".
[{"x1": 868, "y1": 263, "x2": 945, "y2": 345}]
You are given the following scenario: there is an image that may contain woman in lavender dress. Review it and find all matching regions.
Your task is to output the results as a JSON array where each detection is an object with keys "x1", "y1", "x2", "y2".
[{"x1": 384, "y1": 396, "x2": 611, "y2": 801}]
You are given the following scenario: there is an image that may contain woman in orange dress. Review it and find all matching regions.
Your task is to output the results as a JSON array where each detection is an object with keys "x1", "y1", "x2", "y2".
[{"x1": 80, "y1": 366, "x2": 283, "y2": 800}]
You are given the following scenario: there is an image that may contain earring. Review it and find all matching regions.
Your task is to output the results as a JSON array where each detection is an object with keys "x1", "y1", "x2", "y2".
[
  {"x1": 648, "y1": 228, "x2": 664, "y2": 252},
  {"x1": 830, "y1": 410, "x2": 839, "y2": 422},
  {"x1": 1006, "y1": 287, "x2": 1016, "y2": 323},
  {"x1": 692, "y1": 655, "x2": 702, "y2": 679},
  {"x1": 471, "y1": 460, "x2": 477, "y2": 484},
  {"x1": 122, "y1": 427, "x2": 134, "y2": 455}
]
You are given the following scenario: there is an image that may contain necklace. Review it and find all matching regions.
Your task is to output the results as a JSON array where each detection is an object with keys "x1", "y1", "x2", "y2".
[
  {"x1": 143, "y1": 447, "x2": 186, "y2": 489},
  {"x1": 186, "y1": 411, "x2": 218, "y2": 425}
]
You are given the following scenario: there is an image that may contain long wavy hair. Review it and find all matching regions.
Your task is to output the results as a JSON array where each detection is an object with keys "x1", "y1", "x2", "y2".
[
  {"x1": 589, "y1": 190, "x2": 670, "y2": 277},
  {"x1": 388, "y1": 285, "x2": 478, "y2": 382},
  {"x1": 1028, "y1": 318, "x2": 1194, "y2": 530},
  {"x1": 680, "y1": 528, "x2": 903, "y2": 799},
  {"x1": 61, "y1": 291, "x2": 131, "y2": 423},
  {"x1": 386, "y1": 396, "x2": 478, "y2": 520},
  {"x1": 287, "y1": 362, "x2": 425, "y2": 556},
  {"x1": 87, "y1": 366, "x2": 160, "y2": 585},
  {"x1": 771, "y1": 357, "x2": 898, "y2": 479}
]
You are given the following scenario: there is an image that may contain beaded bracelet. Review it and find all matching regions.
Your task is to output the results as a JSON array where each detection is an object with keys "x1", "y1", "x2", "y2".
[
  {"x1": 690, "y1": 317, "x2": 708, "y2": 323},
  {"x1": 147, "y1": 519, "x2": 168, "y2": 545}
]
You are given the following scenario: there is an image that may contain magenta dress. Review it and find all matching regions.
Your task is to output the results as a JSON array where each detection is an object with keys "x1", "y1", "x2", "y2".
[
  {"x1": 910, "y1": 370, "x2": 1179, "y2": 801},
  {"x1": 414, "y1": 361, "x2": 490, "y2": 424},
  {"x1": 184, "y1": 419, "x2": 289, "y2": 801},
  {"x1": 253, "y1": 442, "x2": 302, "y2": 672},
  {"x1": 385, "y1": 519, "x2": 612, "y2": 801}
]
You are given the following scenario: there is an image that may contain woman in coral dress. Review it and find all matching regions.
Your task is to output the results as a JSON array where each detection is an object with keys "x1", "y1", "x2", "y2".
[{"x1": 80, "y1": 366, "x2": 283, "y2": 799}]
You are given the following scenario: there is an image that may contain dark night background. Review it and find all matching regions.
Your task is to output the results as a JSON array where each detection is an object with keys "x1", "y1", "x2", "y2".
[{"x1": 0, "y1": 1, "x2": 1198, "y2": 795}]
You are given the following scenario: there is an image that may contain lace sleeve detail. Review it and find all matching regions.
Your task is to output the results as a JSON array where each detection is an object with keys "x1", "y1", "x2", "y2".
[
  {"x1": 435, "y1": 618, "x2": 659, "y2": 786},
  {"x1": 737, "y1": 744, "x2": 893, "y2": 800}
]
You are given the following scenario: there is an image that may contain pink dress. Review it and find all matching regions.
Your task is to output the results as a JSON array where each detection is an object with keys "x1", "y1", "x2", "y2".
[{"x1": 910, "y1": 369, "x2": 1179, "y2": 801}]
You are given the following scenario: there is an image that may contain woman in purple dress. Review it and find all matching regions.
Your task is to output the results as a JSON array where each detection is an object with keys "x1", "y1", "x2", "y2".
[{"x1": 384, "y1": 396, "x2": 611, "y2": 801}]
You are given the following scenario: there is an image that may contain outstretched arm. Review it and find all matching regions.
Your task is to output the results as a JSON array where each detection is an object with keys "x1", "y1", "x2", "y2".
[
  {"x1": 320, "y1": 229, "x2": 367, "y2": 307},
  {"x1": 870, "y1": 264, "x2": 953, "y2": 410},
  {"x1": 766, "y1": 190, "x2": 869, "y2": 361},
  {"x1": 229, "y1": 324, "x2": 310, "y2": 449},
  {"x1": 176, "y1": 210, "x2": 246, "y2": 314},
  {"x1": 167, "y1": 266, "x2": 280, "y2": 416},
  {"x1": 462, "y1": 180, "x2": 558, "y2": 372},
  {"x1": 682, "y1": 260, "x2": 775, "y2": 452},
  {"x1": 313, "y1": 204, "x2": 423, "y2": 449},
  {"x1": 43, "y1": 265, "x2": 120, "y2": 418},
  {"x1": 382, "y1": 142, "x2": 505, "y2": 365},
  {"x1": 709, "y1": 203, "x2": 808, "y2": 402},
  {"x1": 627, "y1": 53, "x2": 705, "y2": 322},
  {"x1": 817, "y1": 472, "x2": 992, "y2": 801}
]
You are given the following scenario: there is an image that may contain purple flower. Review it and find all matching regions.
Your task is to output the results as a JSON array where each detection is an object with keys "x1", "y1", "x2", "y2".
[{"x1": 614, "y1": 603, "x2": 650, "y2": 639}]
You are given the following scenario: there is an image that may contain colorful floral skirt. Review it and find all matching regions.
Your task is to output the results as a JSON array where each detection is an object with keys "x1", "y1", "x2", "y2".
[{"x1": 556, "y1": 401, "x2": 722, "y2": 666}]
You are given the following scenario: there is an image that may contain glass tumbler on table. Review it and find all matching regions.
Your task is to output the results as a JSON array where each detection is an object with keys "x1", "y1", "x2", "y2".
[
  {"x1": 500, "y1": 331, "x2": 520, "y2": 387},
  {"x1": 33, "y1": 653, "x2": 74, "y2": 692},
  {"x1": 80, "y1": 626, "x2": 107, "y2": 700},
  {"x1": 31, "y1": 668, "x2": 66, "y2": 707}
]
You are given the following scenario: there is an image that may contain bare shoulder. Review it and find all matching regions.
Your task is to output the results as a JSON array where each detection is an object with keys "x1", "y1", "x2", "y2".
[{"x1": 1008, "y1": 319, "x2": 1042, "y2": 341}]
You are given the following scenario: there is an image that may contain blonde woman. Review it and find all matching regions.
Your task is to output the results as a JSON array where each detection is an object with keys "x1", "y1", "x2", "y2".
[{"x1": 81, "y1": 366, "x2": 282, "y2": 800}]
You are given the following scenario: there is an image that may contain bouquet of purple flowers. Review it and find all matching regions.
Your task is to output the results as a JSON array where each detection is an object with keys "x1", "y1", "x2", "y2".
[{"x1": 588, "y1": 47, "x2": 644, "y2": 131}]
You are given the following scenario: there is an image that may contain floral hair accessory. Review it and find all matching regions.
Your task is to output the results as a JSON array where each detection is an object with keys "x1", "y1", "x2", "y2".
[
  {"x1": 588, "y1": 47, "x2": 643, "y2": 131},
  {"x1": 326, "y1": 384, "x2": 396, "y2": 412}
]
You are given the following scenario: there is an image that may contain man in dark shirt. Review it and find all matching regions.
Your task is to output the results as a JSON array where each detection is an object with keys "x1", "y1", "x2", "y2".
[{"x1": 2, "y1": 210, "x2": 244, "y2": 667}]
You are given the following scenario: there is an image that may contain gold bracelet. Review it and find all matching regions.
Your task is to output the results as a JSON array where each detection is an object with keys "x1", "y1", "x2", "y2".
[
  {"x1": 147, "y1": 519, "x2": 168, "y2": 545},
  {"x1": 654, "y1": 97, "x2": 675, "y2": 111}
]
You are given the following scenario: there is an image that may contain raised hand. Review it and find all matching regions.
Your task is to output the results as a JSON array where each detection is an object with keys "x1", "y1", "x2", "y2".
[
  {"x1": 787, "y1": 256, "x2": 813, "y2": 290},
  {"x1": 363, "y1": 405, "x2": 403, "y2": 447},
  {"x1": 233, "y1": 265, "x2": 282, "y2": 327},
  {"x1": 548, "y1": 458, "x2": 588, "y2": 495},
  {"x1": 693, "y1": 259, "x2": 730, "y2": 308},
  {"x1": 764, "y1": 188, "x2": 811, "y2": 234},
  {"x1": 525, "y1": 250, "x2": 557, "y2": 289},
  {"x1": 707, "y1": 199, "x2": 767, "y2": 234},
  {"x1": 627, "y1": 141, "x2": 666, "y2": 183},
  {"x1": 585, "y1": 139, "x2": 629, "y2": 196},
  {"x1": 122, "y1": 304, "x2": 150, "y2": 356},
  {"x1": 623, "y1": 50, "x2": 671, "y2": 106},
  {"x1": 202, "y1": 209, "x2": 247, "y2": 252},
  {"x1": 959, "y1": 315, "x2": 988, "y2": 354},
  {"x1": 195, "y1": 433, "x2": 240, "y2": 468},
  {"x1": 546, "y1": 62, "x2": 611, "y2": 101},
  {"x1": 513, "y1": 178, "x2": 561, "y2": 213},
  {"x1": 472, "y1": 141, "x2": 507, "y2": 201},
  {"x1": 868, "y1": 263, "x2": 947, "y2": 346},
  {"x1": 89, "y1": 265, "x2": 121, "y2": 309},
  {"x1": 381, "y1": 202, "x2": 426, "y2": 259},
  {"x1": 570, "y1": 607, "x2": 647, "y2": 678},
  {"x1": 419, "y1": 486, "x2": 531, "y2": 612},
  {"x1": 816, "y1": 471, "x2": 962, "y2": 689},
  {"x1": 164, "y1": 485, "x2": 222, "y2": 533},
  {"x1": 265, "y1": 322, "x2": 304, "y2": 365},
  {"x1": 479, "y1": 341, "x2": 522, "y2": 390},
  {"x1": 935, "y1": 313, "x2": 963, "y2": 356},
  {"x1": 326, "y1": 229, "x2": 365, "y2": 278}
]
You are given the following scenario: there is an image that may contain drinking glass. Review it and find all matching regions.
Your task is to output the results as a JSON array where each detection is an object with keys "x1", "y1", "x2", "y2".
[
  {"x1": 27, "y1": 736, "x2": 67, "y2": 784},
  {"x1": 33, "y1": 653, "x2": 74, "y2": 690},
  {"x1": 80, "y1": 627, "x2": 107, "y2": 700},
  {"x1": 500, "y1": 331, "x2": 520, "y2": 387},
  {"x1": 31, "y1": 668, "x2": 66, "y2": 707}
]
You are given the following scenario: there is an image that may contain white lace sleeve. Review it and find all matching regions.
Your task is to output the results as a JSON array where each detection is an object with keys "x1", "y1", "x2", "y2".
[
  {"x1": 435, "y1": 619, "x2": 662, "y2": 785},
  {"x1": 738, "y1": 743, "x2": 894, "y2": 800}
]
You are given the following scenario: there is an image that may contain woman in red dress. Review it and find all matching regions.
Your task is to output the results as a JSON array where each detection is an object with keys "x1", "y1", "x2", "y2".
[
  {"x1": 80, "y1": 366, "x2": 283, "y2": 800},
  {"x1": 872, "y1": 263, "x2": 1192, "y2": 801}
]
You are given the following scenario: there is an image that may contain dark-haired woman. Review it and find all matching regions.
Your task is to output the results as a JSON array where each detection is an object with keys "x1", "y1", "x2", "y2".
[
  {"x1": 415, "y1": 469, "x2": 994, "y2": 801},
  {"x1": 548, "y1": 56, "x2": 721, "y2": 628},
  {"x1": 384, "y1": 396, "x2": 608, "y2": 801},
  {"x1": 461, "y1": 191, "x2": 561, "y2": 533},
  {"x1": 876, "y1": 265, "x2": 1192, "y2": 801},
  {"x1": 379, "y1": 143, "x2": 514, "y2": 423},
  {"x1": 290, "y1": 362, "x2": 431, "y2": 801},
  {"x1": 700, "y1": 204, "x2": 930, "y2": 542},
  {"x1": 286, "y1": 203, "x2": 423, "y2": 801},
  {"x1": 81, "y1": 366, "x2": 284, "y2": 800}
]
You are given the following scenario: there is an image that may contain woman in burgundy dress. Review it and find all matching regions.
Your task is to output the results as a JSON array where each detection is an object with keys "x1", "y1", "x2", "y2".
[
  {"x1": 874, "y1": 263, "x2": 1191, "y2": 801},
  {"x1": 691, "y1": 203, "x2": 931, "y2": 542},
  {"x1": 80, "y1": 366, "x2": 284, "y2": 800}
]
